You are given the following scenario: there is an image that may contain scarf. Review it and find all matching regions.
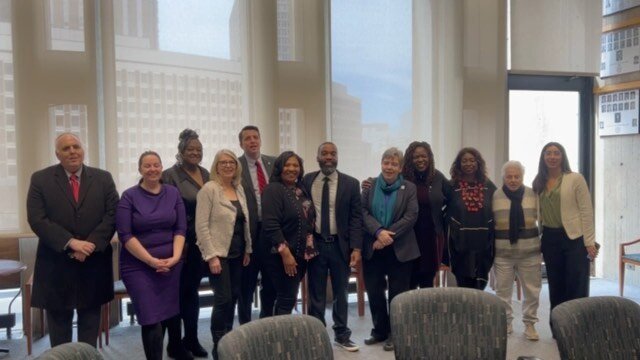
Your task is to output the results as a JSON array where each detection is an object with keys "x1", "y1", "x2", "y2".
[
  {"x1": 502, "y1": 184, "x2": 525, "y2": 244},
  {"x1": 372, "y1": 174, "x2": 403, "y2": 228}
]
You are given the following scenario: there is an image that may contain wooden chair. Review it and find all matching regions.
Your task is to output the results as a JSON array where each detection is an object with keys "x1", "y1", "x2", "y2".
[
  {"x1": 23, "y1": 274, "x2": 45, "y2": 356},
  {"x1": 300, "y1": 262, "x2": 366, "y2": 317},
  {"x1": 620, "y1": 238, "x2": 640, "y2": 297}
]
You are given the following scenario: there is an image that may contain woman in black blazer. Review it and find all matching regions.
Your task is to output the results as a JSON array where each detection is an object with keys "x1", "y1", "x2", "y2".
[
  {"x1": 261, "y1": 151, "x2": 317, "y2": 315},
  {"x1": 361, "y1": 147, "x2": 419, "y2": 352}
]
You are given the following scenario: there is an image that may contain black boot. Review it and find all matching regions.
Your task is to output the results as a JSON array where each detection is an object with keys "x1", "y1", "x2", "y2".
[
  {"x1": 212, "y1": 330, "x2": 226, "y2": 360},
  {"x1": 164, "y1": 316, "x2": 194, "y2": 360},
  {"x1": 183, "y1": 337, "x2": 208, "y2": 358}
]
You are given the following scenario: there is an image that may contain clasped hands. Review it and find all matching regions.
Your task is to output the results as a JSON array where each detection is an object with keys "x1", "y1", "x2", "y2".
[
  {"x1": 146, "y1": 256, "x2": 181, "y2": 273},
  {"x1": 373, "y1": 229, "x2": 395, "y2": 250},
  {"x1": 68, "y1": 239, "x2": 95, "y2": 262}
]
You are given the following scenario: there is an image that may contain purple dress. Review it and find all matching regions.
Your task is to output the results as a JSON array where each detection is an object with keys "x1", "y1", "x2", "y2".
[{"x1": 116, "y1": 184, "x2": 186, "y2": 325}]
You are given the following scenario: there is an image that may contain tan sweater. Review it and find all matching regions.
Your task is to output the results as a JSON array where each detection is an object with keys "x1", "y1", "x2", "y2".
[{"x1": 195, "y1": 181, "x2": 252, "y2": 261}]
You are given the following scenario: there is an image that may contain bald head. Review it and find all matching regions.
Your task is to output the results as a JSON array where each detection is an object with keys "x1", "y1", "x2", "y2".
[{"x1": 55, "y1": 133, "x2": 85, "y2": 173}]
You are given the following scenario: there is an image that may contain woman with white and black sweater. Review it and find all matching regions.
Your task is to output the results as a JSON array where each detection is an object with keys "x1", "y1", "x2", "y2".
[
  {"x1": 195, "y1": 149, "x2": 252, "y2": 358},
  {"x1": 493, "y1": 160, "x2": 541, "y2": 341}
]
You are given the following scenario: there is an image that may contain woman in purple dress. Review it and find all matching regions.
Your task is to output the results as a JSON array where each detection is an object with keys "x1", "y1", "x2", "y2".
[{"x1": 116, "y1": 151, "x2": 192, "y2": 360}]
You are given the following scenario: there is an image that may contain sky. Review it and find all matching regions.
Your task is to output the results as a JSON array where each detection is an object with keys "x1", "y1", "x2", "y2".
[
  {"x1": 331, "y1": 0, "x2": 412, "y2": 126},
  {"x1": 157, "y1": 0, "x2": 235, "y2": 59}
]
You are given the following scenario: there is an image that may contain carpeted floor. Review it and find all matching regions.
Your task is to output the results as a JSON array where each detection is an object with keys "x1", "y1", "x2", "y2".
[{"x1": 2, "y1": 277, "x2": 639, "y2": 359}]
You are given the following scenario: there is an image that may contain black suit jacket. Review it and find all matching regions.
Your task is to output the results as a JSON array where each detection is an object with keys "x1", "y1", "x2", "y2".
[
  {"x1": 239, "y1": 154, "x2": 275, "y2": 254},
  {"x1": 361, "y1": 178, "x2": 419, "y2": 262},
  {"x1": 27, "y1": 164, "x2": 119, "y2": 310},
  {"x1": 303, "y1": 170, "x2": 363, "y2": 262}
]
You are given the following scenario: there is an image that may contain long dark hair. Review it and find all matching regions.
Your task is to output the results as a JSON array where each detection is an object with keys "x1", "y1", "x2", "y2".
[
  {"x1": 532, "y1": 142, "x2": 572, "y2": 194},
  {"x1": 270, "y1": 151, "x2": 305, "y2": 184},
  {"x1": 403, "y1": 141, "x2": 435, "y2": 185},
  {"x1": 450, "y1": 147, "x2": 487, "y2": 184}
]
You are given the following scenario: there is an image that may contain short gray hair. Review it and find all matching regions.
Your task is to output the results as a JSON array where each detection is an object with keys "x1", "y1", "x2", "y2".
[
  {"x1": 381, "y1": 147, "x2": 403, "y2": 165},
  {"x1": 501, "y1": 160, "x2": 525, "y2": 178}
]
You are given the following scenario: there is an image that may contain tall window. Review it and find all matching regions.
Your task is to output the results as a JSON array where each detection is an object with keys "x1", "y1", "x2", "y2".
[
  {"x1": 45, "y1": 0, "x2": 86, "y2": 52},
  {"x1": 330, "y1": 0, "x2": 413, "y2": 180},
  {"x1": 113, "y1": 0, "x2": 246, "y2": 190},
  {"x1": 0, "y1": 0, "x2": 17, "y2": 232}
]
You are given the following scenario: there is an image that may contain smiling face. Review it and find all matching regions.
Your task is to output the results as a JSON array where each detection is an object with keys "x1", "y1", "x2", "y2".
[
  {"x1": 543, "y1": 145, "x2": 562, "y2": 171},
  {"x1": 503, "y1": 166, "x2": 524, "y2": 192},
  {"x1": 381, "y1": 155, "x2": 401, "y2": 183},
  {"x1": 460, "y1": 152, "x2": 478, "y2": 178},
  {"x1": 239, "y1": 129, "x2": 261, "y2": 160},
  {"x1": 412, "y1": 146, "x2": 429, "y2": 172},
  {"x1": 55, "y1": 134, "x2": 84, "y2": 173},
  {"x1": 182, "y1": 139, "x2": 203, "y2": 166},
  {"x1": 139, "y1": 154, "x2": 163, "y2": 185},
  {"x1": 317, "y1": 143, "x2": 338, "y2": 175},
  {"x1": 281, "y1": 156, "x2": 301, "y2": 186},
  {"x1": 216, "y1": 153, "x2": 237, "y2": 183}
]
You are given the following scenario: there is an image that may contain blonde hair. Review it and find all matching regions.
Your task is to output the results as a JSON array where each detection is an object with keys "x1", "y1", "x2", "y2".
[{"x1": 210, "y1": 149, "x2": 242, "y2": 187}]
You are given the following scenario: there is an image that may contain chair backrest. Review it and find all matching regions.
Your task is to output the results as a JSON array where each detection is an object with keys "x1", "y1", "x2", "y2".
[
  {"x1": 390, "y1": 287, "x2": 507, "y2": 360},
  {"x1": 217, "y1": 314, "x2": 333, "y2": 360},
  {"x1": 35, "y1": 342, "x2": 103, "y2": 360},
  {"x1": 551, "y1": 296, "x2": 640, "y2": 359}
]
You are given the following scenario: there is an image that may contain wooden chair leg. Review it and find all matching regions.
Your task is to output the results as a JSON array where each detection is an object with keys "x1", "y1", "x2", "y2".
[
  {"x1": 515, "y1": 277, "x2": 522, "y2": 301},
  {"x1": 301, "y1": 274, "x2": 308, "y2": 314},
  {"x1": 620, "y1": 258, "x2": 626, "y2": 297},
  {"x1": 356, "y1": 267, "x2": 365, "y2": 317},
  {"x1": 23, "y1": 281, "x2": 32, "y2": 356}
]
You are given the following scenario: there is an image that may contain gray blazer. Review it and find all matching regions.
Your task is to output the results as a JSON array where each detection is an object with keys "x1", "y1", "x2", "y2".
[
  {"x1": 238, "y1": 154, "x2": 275, "y2": 252},
  {"x1": 361, "y1": 178, "x2": 419, "y2": 262}
]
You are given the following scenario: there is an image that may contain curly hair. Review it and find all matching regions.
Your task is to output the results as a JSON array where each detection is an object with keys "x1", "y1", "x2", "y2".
[
  {"x1": 270, "y1": 151, "x2": 305, "y2": 184},
  {"x1": 449, "y1": 147, "x2": 487, "y2": 184},
  {"x1": 175, "y1": 128, "x2": 201, "y2": 164},
  {"x1": 403, "y1": 141, "x2": 435, "y2": 185},
  {"x1": 532, "y1": 141, "x2": 572, "y2": 194}
]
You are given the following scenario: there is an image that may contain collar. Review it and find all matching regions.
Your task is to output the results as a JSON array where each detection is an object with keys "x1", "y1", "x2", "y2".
[{"x1": 63, "y1": 165, "x2": 83, "y2": 179}]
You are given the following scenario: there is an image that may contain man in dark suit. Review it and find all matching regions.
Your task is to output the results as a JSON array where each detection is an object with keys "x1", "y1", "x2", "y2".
[
  {"x1": 236, "y1": 125, "x2": 277, "y2": 323},
  {"x1": 27, "y1": 133, "x2": 119, "y2": 348},
  {"x1": 303, "y1": 142, "x2": 362, "y2": 352}
]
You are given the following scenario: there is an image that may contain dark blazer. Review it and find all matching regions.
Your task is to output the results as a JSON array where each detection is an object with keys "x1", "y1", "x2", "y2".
[
  {"x1": 303, "y1": 170, "x2": 363, "y2": 262},
  {"x1": 162, "y1": 164, "x2": 210, "y2": 245},
  {"x1": 361, "y1": 178, "x2": 419, "y2": 262},
  {"x1": 239, "y1": 154, "x2": 275, "y2": 252},
  {"x1": 27, "y1": 164, "x2": 119, "y2": 310}
]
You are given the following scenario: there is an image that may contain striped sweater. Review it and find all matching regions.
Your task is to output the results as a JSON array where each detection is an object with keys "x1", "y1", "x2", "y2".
[{"x1": 492, "y1": 186, "x2": 540, "y2": 258}]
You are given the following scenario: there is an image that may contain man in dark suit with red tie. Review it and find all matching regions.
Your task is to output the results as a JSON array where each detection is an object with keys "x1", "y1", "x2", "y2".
[
  {"x1": 27, "y1": 133, "x2": 119, "y2": 348},
  {"x1": 237, "y1": 126, "x2": 277, "y2": 323},
  {"x1": 303, "y1": 142, "x2": 362, "y2": 351}
]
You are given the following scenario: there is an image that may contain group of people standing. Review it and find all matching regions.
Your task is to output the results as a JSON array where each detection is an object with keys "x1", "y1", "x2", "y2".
[{"x1": 26, "y1": 127, "x2": 597, "y2": 359}]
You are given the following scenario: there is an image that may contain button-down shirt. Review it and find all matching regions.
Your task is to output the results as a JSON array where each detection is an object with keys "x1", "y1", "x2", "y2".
[
  {"x1": 311, "y1": 170, "x2": 338, "y2": 235},
  {"x1": 245, "y1": 155, "x2": 268, "y2": 220}
]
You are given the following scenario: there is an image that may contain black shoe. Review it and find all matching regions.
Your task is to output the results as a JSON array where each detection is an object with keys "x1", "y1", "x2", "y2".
[
  {"x1": 383, "y1": 339, "x2": 394, "y2": 351},
  {"x1": 363, "y1": 336, "x2": 385, "y2": 345},
  {"x1": 167, "y1": 343, "x2": 194, "y2": 360},
  {"x1": 183, "y1": 338, "x2": 208, "y2": 358},
  {"x1": 334, "y1": 338, "x2": 359, "y2": 352}
]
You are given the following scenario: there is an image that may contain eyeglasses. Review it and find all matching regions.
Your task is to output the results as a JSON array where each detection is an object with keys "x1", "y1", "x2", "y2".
[{"x1": 218, "y1": 160, "x2": 237, "y2": 167}]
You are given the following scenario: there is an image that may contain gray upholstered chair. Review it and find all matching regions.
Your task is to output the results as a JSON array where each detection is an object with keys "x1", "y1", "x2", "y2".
[
  {"x1": 551, "y1": 296, "x2": 640, "y2": 359},
  {"x1": 217, "y1": 314, "x2": 333, "y2": 360},
  {"x1": 35, "y1": 342, "x2": 103, "y2": 359},
  {"x1": 390, "y1": 287, "x2": 508, "y2": 360}
]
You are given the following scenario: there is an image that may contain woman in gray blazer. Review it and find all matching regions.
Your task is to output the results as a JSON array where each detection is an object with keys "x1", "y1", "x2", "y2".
[
  {"x1": 361, "y1": 147, "x2": 419, "y2": 352},
  {"x1": 532, "y1": 142, "x2": 597, "y2": 312},
  {"x1": 195, "y1": 149, "x2": 252, "y2": 358}
]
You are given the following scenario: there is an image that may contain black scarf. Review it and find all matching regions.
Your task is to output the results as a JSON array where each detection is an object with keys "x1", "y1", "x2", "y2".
[{"x1": 502, "y1": 185, "x2": 525, "y2": 244}]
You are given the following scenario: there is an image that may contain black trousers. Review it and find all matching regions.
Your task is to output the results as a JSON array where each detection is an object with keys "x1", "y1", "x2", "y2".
[
  {"x1": 208, "y1": 257, "x2": 243, "y2": 343},
  {"x1": 362, "y1": 246, "x2": 412, "y2": 340},
  {"x1": 46, "y1": 305, "x2": 102, "y2": 348},
  {"x1": 307, "y1": 239, "x2": 351, "y2": 342},
  {"x1": 541, "y1": 227, "x2": 590, "y2": 311},
  {"x1": 264, "y1": 253, "x2": 307, "y2": 315},
  {"x1": 179, "y1": 242, "x2": 208, "y2": 343},
  {"x1": 410, "y1": 258, "x2": 436, "y2": 289},
  {"x1": 238, "y1": 223, "x2": 276, "y2": 323}
]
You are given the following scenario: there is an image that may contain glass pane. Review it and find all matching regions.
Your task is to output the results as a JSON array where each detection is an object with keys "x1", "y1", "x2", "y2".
[
  {"x1": 45, "y1": 0, "x2": 86, "y2": 52},
  {"x1": 509, "y1": 90, "x2": 580, "y2": 187},
  {"x1": 330, "y1": 0, "x2": 412, "y2": 181},
  {"x1": 0, "y1": 0, "x2": 18, "y2": 232},
  {"x1": 114, "y1": 0, "x2": 246, "y2": 191},
  {"x1": 279, "y1": 108, "x2": 303, "y2": 153},
  {"x1": 277, "y1": 0, "x2": 301, "y2": 61}
]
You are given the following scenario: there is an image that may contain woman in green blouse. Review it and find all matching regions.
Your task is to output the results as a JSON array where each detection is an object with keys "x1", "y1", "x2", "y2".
[{"x1": 532, "y1": 142, "x2": 598, "y2": 313}]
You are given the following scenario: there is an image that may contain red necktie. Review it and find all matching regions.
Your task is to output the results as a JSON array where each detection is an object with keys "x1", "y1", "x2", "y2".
[
  {"x1": 70, "y1": 174, "x2": 79, "y2": 202},
  {"x1": 255, "y1": 161, "x2": 267, "y2": 194}
]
